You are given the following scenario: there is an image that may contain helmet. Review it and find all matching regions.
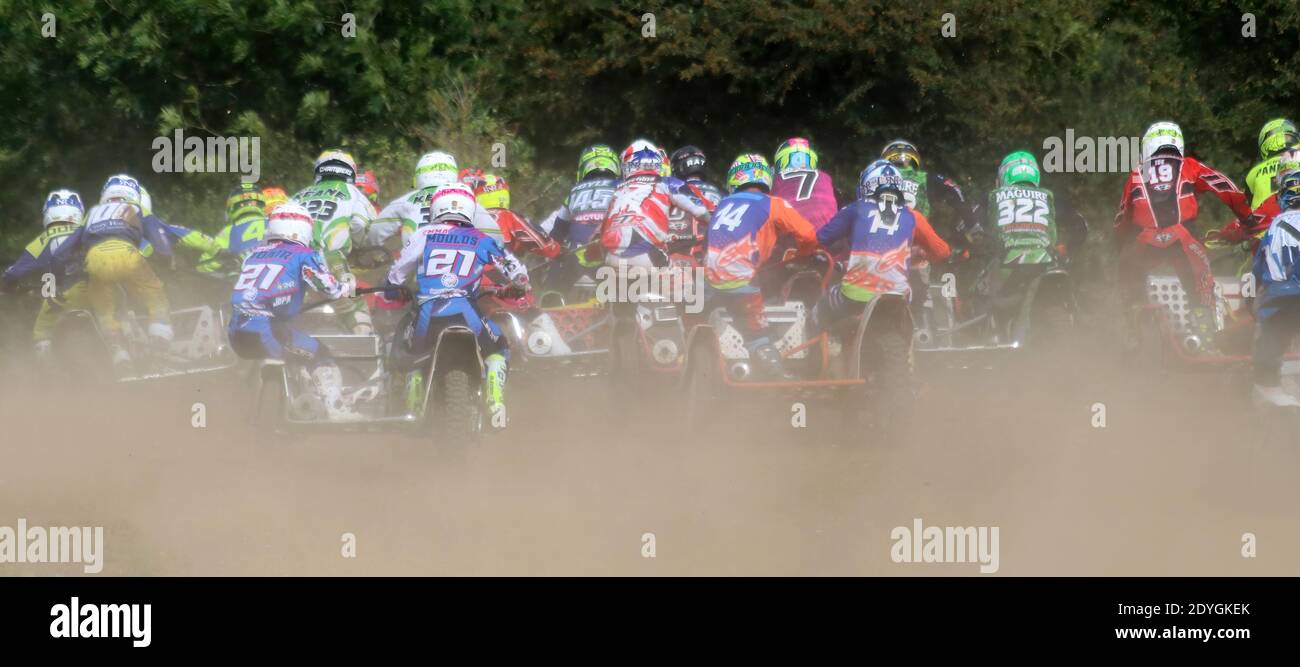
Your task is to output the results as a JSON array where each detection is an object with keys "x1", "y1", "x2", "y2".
[
  {"x1": 858, "y1": 159, "x2": 906, "y2": 200},
  {"x1": 671, "y1": 145, "x2": 707, "y2": 178},
  {"x1": 428, "y1": 184, "x2": 477, "y2": 226},
  {"x1": 998, "y1": 150, "x2": 1041, "y2": 188},
  {"x1": 475, "y1": 174, "x2": 510, "y2": 209},
  {"x1": 100, "y1": 174, "x2": 143, "y2": 205},
  {"x1": 416, "y1": 151, "x2": 462, "y2": 188},
  {"x1": 657, "y1": 146, "x2": 671, "y2": 177},
  {"x1": 459, "y1": 167, "x2": 486, "y2": 191},
  {"x1": 881, "y1": 139, "x2": 921, "y2": 170},
  {"x1": 261, "y1": 186, "x2": 289, "y2": 215},
  {"x1": 414, "y1": 151, "x2": 458, "y2": 189},
  {"x1": 726, "y1": 154, "x2": 774, "y2": 192},
  {"x1": 42, "y1": 189, "x2": 84, "y2": 227},
  {"x1": 576, "y1": 144, "x2": 620, "y2": 181},
  {"x1": 1259, "y1": 119, "x2": 1300, "y2": 159},
  {"x1": 1140, "y1": 121, "x2": 1185, "y2": 162},
  {"x1": 1278, "y1": 169, "x2": 1300, "y2": 211},
  {"x1": 1274, "y1": 147, "x2": 1300, "y2": 190},
  {"x1": 773, "y1": 137, "x2": 818, "y2": 175},
  {"x1": 313, "y1": 149, "x2": 358, "y2": 184},
  {"x1": 265, "y1": 202, "x2": 315, "y2": 246},
  {"x1": 621, "y1": 139, "x2": 664, "y2": 178},
  {"x1": 356, "y1": 169, "x2": 380, "y2": 204},
  {"x1": 138, "y1": 185, "x2": 153, "y2": 216},
  {"x1": 227, "y1": 182, "x2": 265, "y2": 220}
]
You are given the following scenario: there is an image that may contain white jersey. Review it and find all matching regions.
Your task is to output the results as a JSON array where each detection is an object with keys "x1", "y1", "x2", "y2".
[
  {"x1": 369, "y1": 186, "x2": 503, "y2": 248},
  {"x1": 291, "y1": 181, "x2": 377, "y2": 253}
]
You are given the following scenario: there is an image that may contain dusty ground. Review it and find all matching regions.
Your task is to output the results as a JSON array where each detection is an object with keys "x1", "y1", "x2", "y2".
[{"x1": 2, "y1": 323, "x2": 1296, "y2": 577}]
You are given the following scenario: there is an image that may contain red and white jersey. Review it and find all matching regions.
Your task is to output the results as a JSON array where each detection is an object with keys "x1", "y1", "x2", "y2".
[{"x1": 599, "y1": 175, "x2": 710, "y2": 259}]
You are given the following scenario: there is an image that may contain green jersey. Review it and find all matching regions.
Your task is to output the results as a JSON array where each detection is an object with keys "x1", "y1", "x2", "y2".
[
  {"x1": 986, "y1": 184, "x2": 1057, "y2": 265},
  {"x1": 1245, "y1": 156, "x2": 1281, "y2": 210},
  {"x1": 898, "y1": 168, "x2": 931, "y2": 216}
]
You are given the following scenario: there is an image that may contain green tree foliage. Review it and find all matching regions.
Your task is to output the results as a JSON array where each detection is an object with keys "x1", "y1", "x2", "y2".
[{"x1": 1, "y1": 0, "x2": 1298, "y2": 259}]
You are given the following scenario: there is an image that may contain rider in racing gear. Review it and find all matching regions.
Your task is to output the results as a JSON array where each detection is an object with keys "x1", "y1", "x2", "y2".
[
  {"x1": 974, "y1": 150, "x2": 1063, "y2": 317},
  {"x1": 1249, "y1": 169, "x2": 1300, "y2": 408},
  {"x1": 705, "y1": 153, "x2": 819, "y2": 378},
  {"x1": 770, "y1": 137, "x2": 838, "y2": 231},
  {"x1": 814, "y1": 160, "x2": 951, "y2": 331},
  {"x1": 591, "y1": 139, "x2": 714, "y2": 269},
  {"x1": 386, "y1": 186, "x2": 530, "y2": 427},
  {"x1": 538, "y1": 144, "x2": 621, "y2": 294},
  {"x1": 1244, "y1": 119, "x2": 1300, "y2": 210},
  {"x1": 1, "y1": 190, "x2": 88, "y2": 362},
  {"x1": 291, "y1": 149, "x2": 378, "y2": 334},
  {"x1": 52, "y1": 175, "x2": 176, "y2": 366},
  {"x1": 1115, "y1": 121, "x2": 1252, "y2": 335},
  {"x1": 667, "y1": 145, "x2": 724, "y2": 249},
  {"x1": 474, "y1": 173, "x2": 561, "y2": 259},
  {"x1": 228, "y1": 202, "x2": 359, "y2": 421}
]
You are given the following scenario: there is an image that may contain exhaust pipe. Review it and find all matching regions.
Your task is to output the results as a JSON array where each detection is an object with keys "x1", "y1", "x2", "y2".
[
  {"x1": 729, "y1": 362, "x2": 751, "y2": 381},
  {"x1": 1182, "y1": 335, "x2": 1202, "y2": 355},
  {"x1": 914, "y1": 329, "x2": 934, "y2": 346}
]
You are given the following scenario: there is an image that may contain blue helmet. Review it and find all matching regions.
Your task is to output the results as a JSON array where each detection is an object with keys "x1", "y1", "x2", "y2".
[
  {"x1": 857, "y1": 159, "x2": 906, "y2": 200},
  {"x1": 42, "y1": 189, "x2": 85, "y2": 227},
  {"x1": 1279, "y1": 169, "x2": 1300, "y2": 211}
]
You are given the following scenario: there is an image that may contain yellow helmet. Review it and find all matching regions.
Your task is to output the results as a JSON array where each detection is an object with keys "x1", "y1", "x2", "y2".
[{"x1": 475, "y1": 173, "x2": 510, "y2": 209}]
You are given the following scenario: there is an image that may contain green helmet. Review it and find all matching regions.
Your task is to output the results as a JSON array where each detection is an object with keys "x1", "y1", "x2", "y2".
[
  {"x1": 726, "y1": 153, "x2": 774, "y2": 192},
  {"x1": 576, "y1": 144, "x2": 619, "y2": 182},
  {"x1": 998, "y1": 150, "x2": 1040, "y2": 188},
  {"x1": 226, "y1": 182, "x2": 265, "y2": 220},
  {"x1": 1259, "y1": 118, "x2": 1299, "y2": 158}
]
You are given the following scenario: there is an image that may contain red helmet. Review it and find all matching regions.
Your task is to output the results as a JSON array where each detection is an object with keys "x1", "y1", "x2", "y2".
[
  {"x1": 356, "y1": 169, "x2": 379, "y2": 204},
  {"x1": 459, "y1": 167, "x2": 486, "y2": 191}
]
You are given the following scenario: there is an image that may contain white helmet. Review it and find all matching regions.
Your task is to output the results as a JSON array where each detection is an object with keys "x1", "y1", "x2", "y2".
[
  {"x1": 428, "y1": 183, "x2": 476, "y2": 226},
  {"x1": 414, "y1": 151, "x2": 458, "y2": 189},
  {"x1": 42, "y1": 189, "x2": 84, "y2": 227},
  {"x1": 101, "y1": 174, "x2": 143, "y2": 205},
  {"x1": 1141, "y1": 121, "x2": 1185, "y2": 162},
  {"x1": 314, "y1": 149, "x2": 358, "y2": 184},
  {"x1": 265, "y1": 202, "x2": 315, "y2": 245},
  {"x1": 621, "y1": 139, "x2": 663, "y2": 178}
]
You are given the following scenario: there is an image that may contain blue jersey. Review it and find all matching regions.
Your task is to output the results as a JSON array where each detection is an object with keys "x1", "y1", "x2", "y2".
[
  {"x1": 1255, "y1": 209, "x2": 1300, "y2": 310},
  {"x1": 388, "y1": 222, "x2": 528, "y2": 301},
  {"x1": 231, "y1": 241, "x2": 345, "y2": 318}
]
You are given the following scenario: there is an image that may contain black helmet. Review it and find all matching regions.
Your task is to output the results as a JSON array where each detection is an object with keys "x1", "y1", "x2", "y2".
[{"x1": 670, "y1": 145, "x2": 707, "y2": 178}]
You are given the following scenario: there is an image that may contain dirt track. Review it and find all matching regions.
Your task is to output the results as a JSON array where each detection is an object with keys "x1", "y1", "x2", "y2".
[{"x1": 1, "y1": 329, "x2": 1298, "y2": 576}]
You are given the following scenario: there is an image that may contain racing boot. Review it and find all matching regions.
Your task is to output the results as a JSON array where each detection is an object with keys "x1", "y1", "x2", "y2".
[
  {"x1": 484, "y1": 353, "x2": 508, "y2": 430},
  {"x1": 313, "y1": 364, "x2": 363, "y2": 422}
]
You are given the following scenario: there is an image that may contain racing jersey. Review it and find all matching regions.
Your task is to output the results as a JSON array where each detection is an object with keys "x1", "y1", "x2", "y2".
[
  {"x1": 705, "y1": 191, "x2": 818, "y2": 289},
  {"x1": 771, "y1": 168, "x2": 837, "y2": 230},
  {"x1": 1, "y1": 220, "x2": 84, "y2": 292},
  {"x1": 540, "y1": 177, "x2": 618, "y2": 246},
  {"x1": 231, "y1": 241, "x2": 347, "y2": 318},
  {"x1": 291, "y1": 180, "x2": 377, "y2": 258},
  {"x1": 598, "y1": 174, "x2": 712, "y2": 259},
  {"x1": 388, "y1": 222, "x2": 528, "y2": 302},
  {"x1": 1115, "y1": 155, "x2": 1251, "y2": 247},
  {"x1": 985, "y1": 184, "x2": 1058, "y2": 265},
  {"x1": 817, "y1": 199, "x2": 951, "y2": 301}
]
